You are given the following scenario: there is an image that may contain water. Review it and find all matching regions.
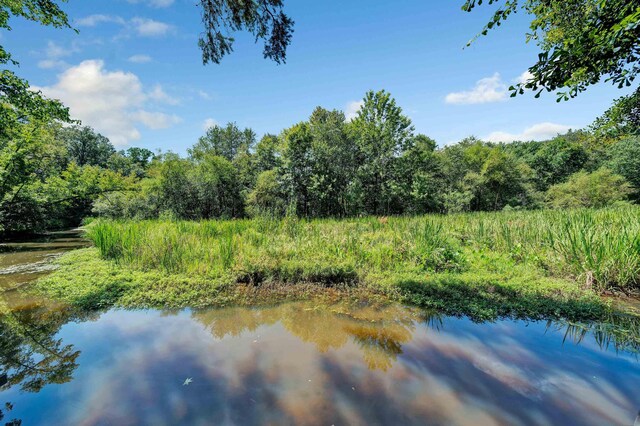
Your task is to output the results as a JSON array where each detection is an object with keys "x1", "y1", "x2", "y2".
[
  {"x1": 0, "y1": 230, "x2": 89, "y2": 290},
  {"x1": 0, "y1": 234, "x2": 639, "y2": 425}
]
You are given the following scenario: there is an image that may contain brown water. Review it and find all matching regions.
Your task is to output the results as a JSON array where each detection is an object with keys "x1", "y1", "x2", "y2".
[
  {"x1": 0, "y1": 229, "x2": 89, "y2": 290},
  {"x1": 0, "y1": 234, "x2": 639, "y2": 426}
]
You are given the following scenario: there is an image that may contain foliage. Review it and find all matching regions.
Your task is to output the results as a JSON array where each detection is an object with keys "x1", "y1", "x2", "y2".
[
  {"x1": 591, "y1": 87, "x2": 640, "y2": 138},
  {"x1": 607, "y1": 136, "x2": 640, "y2": 199},
  {"x1": 1, "y1": 0, "x2": 72, "y2": 135},
  {"x1": 197, "y1": 0, "x2": 294, "y2": 64},
  {"x1": 464, "y1": 0, "x2": 640, "y2": 100},
  {"x1": 38, "y1": 207, "x2": 640, "y2": 323},
  {"x1": 55, "y1": 125, "x2": 115, "y2": 167},
  {"x1": 348, "y1": 90, "x2": 414, "y2": 215},
  {"x1": 547, "y1": 168, "x2": 632, "y2": 209}
]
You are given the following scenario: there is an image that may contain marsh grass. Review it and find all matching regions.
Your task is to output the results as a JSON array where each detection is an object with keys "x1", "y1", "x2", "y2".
[
  {"x1": 36, "y1": 206, "x2": 640, "y2": 322},
  {"x1": 86, "y1": 206, "x2": 640, "y2": 292}
]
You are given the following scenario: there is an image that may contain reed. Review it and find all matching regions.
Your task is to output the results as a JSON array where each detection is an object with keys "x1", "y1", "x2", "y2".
[{"x1": 85, "y1": 206, "x2": 640, "y2": 292}]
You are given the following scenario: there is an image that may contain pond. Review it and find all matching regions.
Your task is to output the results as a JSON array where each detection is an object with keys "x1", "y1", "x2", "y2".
[{"x1": 0, "y1": 234, "x2": 639, "y2": 425}]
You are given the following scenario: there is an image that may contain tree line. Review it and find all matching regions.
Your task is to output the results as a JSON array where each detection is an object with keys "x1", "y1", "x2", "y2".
[
  {"x1": 89, "y1": 90, "x2": 639, "y2": 222},
  {"x1": 2, "y1": 89, "x2": 639, "y2": 236}
]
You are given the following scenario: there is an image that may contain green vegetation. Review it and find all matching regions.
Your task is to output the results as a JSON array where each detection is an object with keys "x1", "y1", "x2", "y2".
[
  {"x1": 37, "y1": 207, "x2": 639, "y2": 322},
  {"x1": 89, "y1": 92, "x2": 640, "y2": 224}
]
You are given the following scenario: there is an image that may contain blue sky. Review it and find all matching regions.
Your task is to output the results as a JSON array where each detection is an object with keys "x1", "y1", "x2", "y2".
[{"x1": 3, "y1": 0, "x2": 633, "y2": 152}]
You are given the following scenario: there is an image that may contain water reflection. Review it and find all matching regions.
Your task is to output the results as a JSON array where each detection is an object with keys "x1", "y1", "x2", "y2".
[{"x1": 0, "y1": 300, "x2": 636, "y2": 425}]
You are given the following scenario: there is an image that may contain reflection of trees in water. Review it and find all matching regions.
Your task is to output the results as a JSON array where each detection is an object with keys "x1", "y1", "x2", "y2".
[
  {"x1": 0, "y1": 300, "x2": 99, "y2": 425},
  {"x1": 0, "y1": 401, "x2": 21, "y2": 426},
  {"x1": 547, "y1": 313, "x2": 640, "y2": 354},
  {"x1": 0, "y1": 302, "x2": 94, "y2": 425},
  {"x1": 0, "y1": 306, "x2": 82, "y2": 392},
  {"x1": 193, "y1": 302, "x2": 443, "y2": 371}
]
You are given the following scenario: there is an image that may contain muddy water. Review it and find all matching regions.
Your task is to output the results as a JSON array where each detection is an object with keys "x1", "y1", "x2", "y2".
[
  {"x1": 0, "y1": 234, "x2": 639, "y2": 426},
  {"x1": 0, "y1": 229, "x2": 89, "y2": 290}
]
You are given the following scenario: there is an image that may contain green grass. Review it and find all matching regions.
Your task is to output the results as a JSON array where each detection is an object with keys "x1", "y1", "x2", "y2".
[{"x1": 35, "y1": 206, "x2": 640, "y2": 323}]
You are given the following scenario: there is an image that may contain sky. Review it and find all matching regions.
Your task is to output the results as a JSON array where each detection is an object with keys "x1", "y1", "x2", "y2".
[{"x1": 3, "y1": 0, "x2": 634, "y2": 153}]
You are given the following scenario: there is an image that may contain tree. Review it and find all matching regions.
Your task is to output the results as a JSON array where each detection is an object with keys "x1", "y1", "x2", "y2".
[
  {"x1": 546, "y1": 168, "x2": 632, "y2": 208},
  {"x1": 399, "y1": 134, "x2": 444, "y2": 213},
  {"x1": 608, "y1": 136, "x2": 640, "y2": 198},
  {"x1": 192, "y1": 154, "x2": 243, "y2": 218},
  {"x1": 198, "y1": 0, "x2": 294, "y2": 64},
  {"x1": 190, "y1": 122, "x2": 256, "y2": 162},
  {"x1": 349, "y1": 90, "x2": 414, "y2": 215},
  {"x1": 245, "y1": 169, "x2": 287, "y2": 216},
  {"x1": 307, "y1": 107, "x2": 356, "y2": 217},
  {"x1": 56, "y1": 125, "x2": 115, "y2": 167},
  {"x1": 1, "y1": 1, "x2": 72, "y2": 130},
  {"x1": 528, "y1": 136, "x2": 589, "y2": 191},
  {"x1": 254, "y1": 134, "x2": 282, "y2": 173},
  {"x1": 281, "y1": 122, "x2": 312, "y2": 216},
  {"x1": 464, "y1": 0, "x2": 640, "y2": 100},
  {"x1": 591, "y1": 88, "x2": 640, "y2": 139}
]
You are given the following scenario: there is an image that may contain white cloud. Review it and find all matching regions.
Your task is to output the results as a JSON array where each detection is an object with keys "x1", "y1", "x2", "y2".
[
  {"x1": 76, "y1": 15, "x2": 172, "y2": 37},
  {"x1": 35, "y1": 60, "x2": 181, "y2": 146},
  {"x1": 148, "y1": 85, "x2": 180, "y2": 105},
  {"x1": 76, "y1": 14, "x2": 125, "y2": 27},
  {"x1": 133, "y1": 111, "x2": 182, "y2": 129},
  {"x1": 445, "y1": 73, "x2": 507, "y2": 105},
  {"x1": 37, "y1": 41, "x2": 79, "y2": 69},
  {"x1": 131, "y1": 17, "x2": 172, "y2": 37},
  {"x1": 202, "y1": 118, "x2": 218, "y2": 131},
  {"x1": 198, "y1": 90, "x2": 214, "y2": 101},
  {"x1": 128, "y1": 54, "x2": 152, "y2": 63},
  {"x1": 38, "y1": 59, "x2": 67, "y2": 69},
  {"x1": 127, "y1": 0, "x2": 175, "y2": 7},
  {"x1": 345, "y1": 100, "x2": 364, "y2": 121},
  {"x1": 485, "y1": 122, "x2": 572, "y2": 143},
  {"x1": 515, "y1": 71, "x2": 534, "y2": 85}
]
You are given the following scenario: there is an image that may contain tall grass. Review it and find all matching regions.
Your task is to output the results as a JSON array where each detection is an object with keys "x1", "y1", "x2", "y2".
[{"x1": 86, "y1": 206, "x2": 640, "y2": 292}]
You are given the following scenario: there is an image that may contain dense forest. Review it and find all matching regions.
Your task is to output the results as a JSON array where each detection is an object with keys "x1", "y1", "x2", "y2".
[{"x1": 2, "y1": 88, "x2": 639, "y2": 236}]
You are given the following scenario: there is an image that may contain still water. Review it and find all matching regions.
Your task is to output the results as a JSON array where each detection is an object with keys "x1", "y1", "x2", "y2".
[{"x1": 0, "y1": 234, "x2": 639, "y2": 426}]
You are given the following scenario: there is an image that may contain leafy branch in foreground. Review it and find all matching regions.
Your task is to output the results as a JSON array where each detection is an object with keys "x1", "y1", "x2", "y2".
[
  {"x1": 463, "y1": 0, "x2": 640, "y2": 100},
  {"x1": 198, "y1": 0, "x2": 294, "y2": 64}
]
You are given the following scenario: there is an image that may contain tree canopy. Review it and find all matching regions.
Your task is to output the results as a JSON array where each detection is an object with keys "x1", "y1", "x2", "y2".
[{"x1": 464, "y1": 0, "x2": 640, "y2": 100}]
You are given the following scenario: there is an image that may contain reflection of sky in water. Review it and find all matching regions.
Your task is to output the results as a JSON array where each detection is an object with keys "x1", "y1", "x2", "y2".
[{"x1": 1, "y1": 302, "x2": 639, "y2": 426}]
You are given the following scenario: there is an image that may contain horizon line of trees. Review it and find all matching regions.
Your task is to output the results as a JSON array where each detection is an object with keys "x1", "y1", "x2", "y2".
[
  {"x1": 2, "y1": 89, "x2": 639, "y2": 237},
  {"x1": 91, "y1": 89, "x2": 640, "y2": 222}
]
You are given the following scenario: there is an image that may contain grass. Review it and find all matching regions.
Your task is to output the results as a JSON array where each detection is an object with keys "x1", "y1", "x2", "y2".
[{"x1": 34, "y1": 206, "x2": 640, "y2": 323}]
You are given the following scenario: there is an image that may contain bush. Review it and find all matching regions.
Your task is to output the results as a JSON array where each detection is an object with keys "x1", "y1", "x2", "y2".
[{"x1": 546, "y1": 168, "x2": 632, "y2": 209}]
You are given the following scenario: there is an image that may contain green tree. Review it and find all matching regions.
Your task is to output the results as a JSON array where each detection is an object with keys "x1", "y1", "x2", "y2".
[
  {"x1": 245, "y1": 169, "x2": 287, "y2": 217},
  {"x1": 528, "y1": 136, "x2": 589, "y2": 191},
  {"x1": 254, "y1": 134, "x2": 282, "y2": 173},
  {"x1": 307, "y1": 107, "x2": 356, "y2": 217},
  {"x1": 1, "y1": 1, "x2": 72, "y2": 132},
  {"x1": 399, "y1": 134, "x2": 444, "y2": 213},
  {"x1": 190, "y1": 122, "x2": 256, "y2": 162},
  {"x1": 193, "y1": 154, "x2": 243, "y2": 218},
  {"x1": 349, "y1": 90, "x2": 414, "y2": 215},
  {"x1": 464, "y1": 0, "x2": 640, "y2": 100},
  {"x1": 546, "y1": 168, "x2": 632, "y2": 208},
  {"x1": 608, "y1": 136, "x2": 640, "y2": 198},
  {"x1": 281, "y1": 122, "x2": 312, "y2": 216},
  {"x1": 591, "y1": 88, "x2": 640, "y2": 139},
  {"x1": 56, "y1": 125, "x2": 115, "y2": 167},
  {"x1": 198, "y1": 0, "x2": 294, "y2": 64}
]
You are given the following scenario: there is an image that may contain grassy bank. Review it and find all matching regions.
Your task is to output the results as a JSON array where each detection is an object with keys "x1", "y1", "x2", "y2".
[{"x1": 35, "y1": 207, "x2": 640, "y2": 321}]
